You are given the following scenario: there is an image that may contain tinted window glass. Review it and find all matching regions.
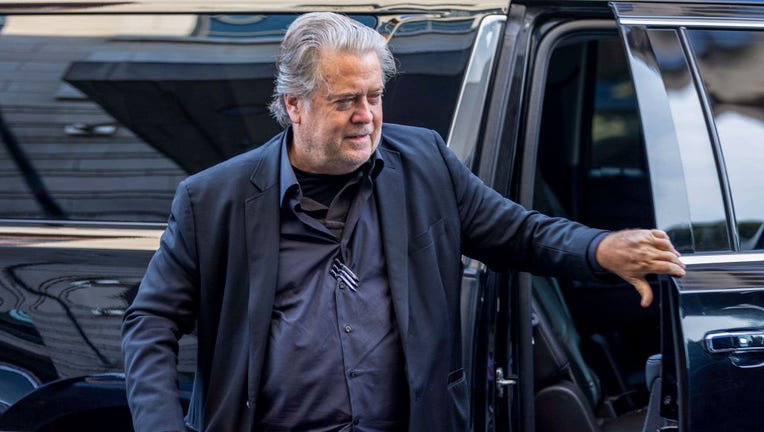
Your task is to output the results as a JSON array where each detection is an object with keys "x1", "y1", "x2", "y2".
[
  {"x1": 590, "y1": 39, "x2": 644, "y2": 172},
  {"x1": 643, "y1": 28, "x2": 731, "y2": 252},
  {"x1": 585, "y1": 38, "x2": 655, "y2": 232},
  {"x1": 688, "y1": 29, "x2": 764, "y2": 251},
  {"x1": 383, "y1": 17, "x2": 475, "y2": 136},
  {"x1": 534, "y1": 36, "x2": 654, "y2": 233},
  {"x1": 0, "y1": 14, "x2": 474, "y2": 222}
]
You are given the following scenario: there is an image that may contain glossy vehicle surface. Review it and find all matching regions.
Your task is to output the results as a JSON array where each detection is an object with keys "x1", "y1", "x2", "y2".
[
  {"x1": 2, "y1": 1, "x2": 764, "y2": 431},
  {"x1": 481, "y1": 2, "x2": 764, "y2": 431},
  {"x1": 0, "y1": 1, "x2": 504, "y2": 429}
]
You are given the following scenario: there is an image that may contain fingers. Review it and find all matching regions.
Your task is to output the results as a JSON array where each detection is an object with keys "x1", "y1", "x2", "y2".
[
  {"x1": 646, "y1": 250, "x2": 686, "y2": 277},
  {"x1": 659, "y1": 253, "x2": 686, "y2": 277},
  {"x1": 653, "y1": 259, "x2": 686, "y2": 278},
  {"x1": 646, "y1": 231, "x2": 686, "y2": 275},
  {"x1": 651, "y1": 229, "x2": 669, "y2": 239},
  {"x1": 596, "y1": 229, "x2": 684, "y2": 308},
  {"x1": 620, "y1": 229, "x2": 684, "y2": 271},
  {"x1": 629, "y1": 277, "x2": 654, "y2": 308},
  {"x1": 650, "y1": 229, "x2": 681, "y2": 256}
]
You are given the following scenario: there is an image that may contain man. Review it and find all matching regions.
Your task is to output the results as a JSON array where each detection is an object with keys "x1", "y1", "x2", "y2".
[{"x1": 121, "y1": 12, "x2": 685, "y2": 432}]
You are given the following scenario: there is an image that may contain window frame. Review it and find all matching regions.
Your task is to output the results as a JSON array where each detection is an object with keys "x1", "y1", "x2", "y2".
[{"x1": 613, "y1": 1, "x2": 764, "y2": 255}]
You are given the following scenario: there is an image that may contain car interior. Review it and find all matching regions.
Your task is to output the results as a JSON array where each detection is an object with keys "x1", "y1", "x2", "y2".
[{"x1": 527, "y1": 29, "x2": 671, "y2": 432}]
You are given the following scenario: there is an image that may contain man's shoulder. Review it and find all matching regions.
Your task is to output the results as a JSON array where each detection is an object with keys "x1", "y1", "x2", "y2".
[
  {"x1": 380, "y1": 123, "x2": 445, "y2": 158},
  {"x1": 183, "y1": 131, "x2": 282, "y2": 190},
  {"x1": 381, "y1": 123, "x2": 439, "y2": 144}
]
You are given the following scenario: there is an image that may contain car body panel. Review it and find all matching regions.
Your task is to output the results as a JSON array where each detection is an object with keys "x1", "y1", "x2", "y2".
[
  {"x1": 0, "y1": 4, "x2": 504, "y2": 429},
  {"x1": 474, "y1": 1, "x2": 764, "y2": 431},
  {"x1": 665, "y1": 258, "x2": 764, "y2": 432},
  {"x1": 613, "y1": 3, "x2": 764, "y2": 431},
  {"x1": 3, "y1": 0, "x2": 764, "y2": 431}
]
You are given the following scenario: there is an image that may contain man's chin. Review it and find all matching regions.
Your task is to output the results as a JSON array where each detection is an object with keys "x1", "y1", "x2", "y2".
[{"x1": 327, "y1": 152, "x2": 371, "y2": 174}]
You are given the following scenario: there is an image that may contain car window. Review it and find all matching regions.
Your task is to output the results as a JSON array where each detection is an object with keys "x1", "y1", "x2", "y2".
[
  {"x1": 0, "y1": 13, "x2": 475, "y2": 223},
  {"x1": 533, "y1": 35, "x2": 654, "y2": 232},
  {"x1": 587, "y1": 37, "x2": 654, "y2": 231},
  {"x1": 620, "y1": 27, "x2": 732, "y2": 253},
  {"x1": 686, "y1": 29, "x2": 764, "y2": 251}
]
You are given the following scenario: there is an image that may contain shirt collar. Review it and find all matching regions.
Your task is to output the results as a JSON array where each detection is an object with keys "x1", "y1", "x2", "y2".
[{"x1": 279, "y1": 128, "x2": 386, "y2": 206}]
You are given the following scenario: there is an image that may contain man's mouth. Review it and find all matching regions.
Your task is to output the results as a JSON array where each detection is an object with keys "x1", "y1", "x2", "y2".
[{"x1": 346, "y1": 132, "x2": 371, "y2": 141}]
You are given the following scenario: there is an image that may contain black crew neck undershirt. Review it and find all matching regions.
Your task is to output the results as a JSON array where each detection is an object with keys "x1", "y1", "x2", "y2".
[{"x1": 292, "y1": 166, "x2": 358, "y2": 207}]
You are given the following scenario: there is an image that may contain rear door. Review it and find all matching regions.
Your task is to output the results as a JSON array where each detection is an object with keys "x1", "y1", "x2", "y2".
[
  {"x1": 479, "y1": 2, "x2": 764, "y2": 431},
  {"x1": 613, "y1": 3, "x2": 764, "y2": 430}
]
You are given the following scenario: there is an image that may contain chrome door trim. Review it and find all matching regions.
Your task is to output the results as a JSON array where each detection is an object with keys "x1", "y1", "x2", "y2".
[
  {"x1": 618, "y1": 18, "x2": 764, "y2": 29},
  {"x1": 680, "y1": 253, "x2": 764, "y2": 266},
  {"x1": 612, "y1": 2, "x2": 764, "y2": 29}
]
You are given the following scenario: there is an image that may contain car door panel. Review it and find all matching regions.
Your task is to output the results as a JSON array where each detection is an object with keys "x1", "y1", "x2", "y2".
[
  {"x1": 662, "y1": 258, "x2": 764, "y2": 432},
  {"x1": 615, "y1": 3, "x2": 764, "y2": 431}
]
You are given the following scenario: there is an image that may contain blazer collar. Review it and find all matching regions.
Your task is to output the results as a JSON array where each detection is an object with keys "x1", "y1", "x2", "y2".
[
  {"x1": 244, "y1": 132, "x2": 283, "y2": 404},
  {"x1": 248, "y1": 130, "x2": 284, "y2": 194}
]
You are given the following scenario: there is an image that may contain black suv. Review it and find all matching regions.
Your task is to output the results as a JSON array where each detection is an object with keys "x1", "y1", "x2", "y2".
[{"x1": 1, "y1": 1, "x2": 763, "y2": 431}]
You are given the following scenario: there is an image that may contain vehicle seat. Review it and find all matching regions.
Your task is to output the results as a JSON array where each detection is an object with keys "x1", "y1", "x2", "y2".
[{"x1": 532, "y1": 275, "x2": 647, "y2": 432}]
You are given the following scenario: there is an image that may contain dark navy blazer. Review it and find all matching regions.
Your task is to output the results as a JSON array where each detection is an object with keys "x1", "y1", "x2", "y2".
[{"x1": 121, "y1": 123, "x2": 605, "y2": 432}]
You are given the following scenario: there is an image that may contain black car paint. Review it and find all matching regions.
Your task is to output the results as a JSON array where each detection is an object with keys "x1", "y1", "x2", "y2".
[
  {"x1": 2, "y1": 1, "x2": 764, "y2": 431},
  {"x1": 0, "y1": 3, "x2": 498, "y2": 429},
  {"x1": 664, "y1": 261, "x2": 764, "y2": 432}
]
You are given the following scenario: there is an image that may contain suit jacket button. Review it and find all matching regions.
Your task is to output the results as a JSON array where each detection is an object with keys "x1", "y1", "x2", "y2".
[{"x1": 246, "y1": 399, "x2": 253, "y2": 408}]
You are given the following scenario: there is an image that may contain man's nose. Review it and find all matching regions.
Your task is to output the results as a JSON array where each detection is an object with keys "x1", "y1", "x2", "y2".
[{"x1": 352, "y1": 99, "x2": 373, "y2": 123}]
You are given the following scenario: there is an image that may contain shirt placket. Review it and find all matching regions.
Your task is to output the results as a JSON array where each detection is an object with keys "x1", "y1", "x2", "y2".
[{"x1": 332, "y1": 173, "x2": 373, "y2": 430}]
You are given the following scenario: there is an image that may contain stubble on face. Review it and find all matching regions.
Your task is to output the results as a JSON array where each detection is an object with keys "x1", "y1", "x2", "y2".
[{"x1": 286, "y1": 49, "x2": 384, "y2": 174}]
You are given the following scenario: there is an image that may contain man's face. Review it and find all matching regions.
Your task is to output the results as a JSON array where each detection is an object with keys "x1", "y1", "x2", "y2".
[{"x1": 286, "y1": 49, "x2": 384, "y2": 174}]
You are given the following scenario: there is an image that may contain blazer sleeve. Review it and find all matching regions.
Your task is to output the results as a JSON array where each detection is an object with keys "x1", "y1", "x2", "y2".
[
  {"x1": 433, "y1": 129, "x2": 607, "y2": 280},
  {"x1": 121, "y1": 180, "x2": 200, "y2": 432}
]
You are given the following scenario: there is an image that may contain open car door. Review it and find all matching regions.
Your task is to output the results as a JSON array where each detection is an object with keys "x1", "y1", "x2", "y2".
[{"x1": 613, "y1": 3, "x2": 764, "y2": 431}]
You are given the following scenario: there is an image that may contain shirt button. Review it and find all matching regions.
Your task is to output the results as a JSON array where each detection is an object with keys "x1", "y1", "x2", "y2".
[
  {"x1": 339, "y1": 281, "x2": 347, "y2": 290},
  {"x1": 344, "y1": 325, "x2": 352, "y2": 333}
]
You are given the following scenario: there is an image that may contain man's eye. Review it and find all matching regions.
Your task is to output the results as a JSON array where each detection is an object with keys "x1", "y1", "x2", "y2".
[{"x1": 336, "y1": 99, "x2": 353, "y2": 109}]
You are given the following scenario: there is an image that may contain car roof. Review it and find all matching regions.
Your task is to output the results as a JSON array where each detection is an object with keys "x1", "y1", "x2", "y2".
[
  {"x1": 520, "y1": 0, "x2": 764, "y2": 4},
  {"x1": 5, "y1": 0, "x2": 764, "y2": 15},
  {"x1": 0, "y1": 0, "x2": 507, "y2": 14}
]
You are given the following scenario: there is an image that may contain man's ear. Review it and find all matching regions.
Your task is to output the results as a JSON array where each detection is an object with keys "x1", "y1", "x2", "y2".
[{"x1": 285, "y1": 94, "x2": 302, "y2": 124}]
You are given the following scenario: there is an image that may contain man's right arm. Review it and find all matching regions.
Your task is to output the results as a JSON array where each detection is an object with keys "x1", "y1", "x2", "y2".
[{"x1": 122, "y1": 181, "x2": 200, "y2": 432}]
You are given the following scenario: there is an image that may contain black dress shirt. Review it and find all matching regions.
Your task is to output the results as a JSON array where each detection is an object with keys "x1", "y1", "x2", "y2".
[{"x1": 253, "y1": 136, "x2": 408, "y2": 431}]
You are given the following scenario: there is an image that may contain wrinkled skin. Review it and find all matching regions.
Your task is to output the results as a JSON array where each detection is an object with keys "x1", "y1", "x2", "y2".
[
  {"x1": 596, "y1": 229, "x2": 686, "y2": 307},
  {"x1": 285, "y1": 49, "x2": 384, "y2": 175}
]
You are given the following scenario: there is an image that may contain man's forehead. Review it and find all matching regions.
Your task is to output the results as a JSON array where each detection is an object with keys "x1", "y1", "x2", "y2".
[{"x1": 315, "y1": 50, "x2": 384, "y2": 94}]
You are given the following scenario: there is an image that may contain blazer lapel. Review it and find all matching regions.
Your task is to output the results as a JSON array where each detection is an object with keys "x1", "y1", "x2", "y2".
[
  {"x1": 375, "y1": 146, "x2": 410, "y2": 347},
  {"x1": 244, "y1": 139, "x2": 282, "y2": 405}
]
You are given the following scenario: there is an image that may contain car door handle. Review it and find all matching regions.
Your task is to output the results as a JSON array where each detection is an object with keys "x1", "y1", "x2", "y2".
[{"x1": 705, "y1": 330, "x2": 764, "y2": 353}]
